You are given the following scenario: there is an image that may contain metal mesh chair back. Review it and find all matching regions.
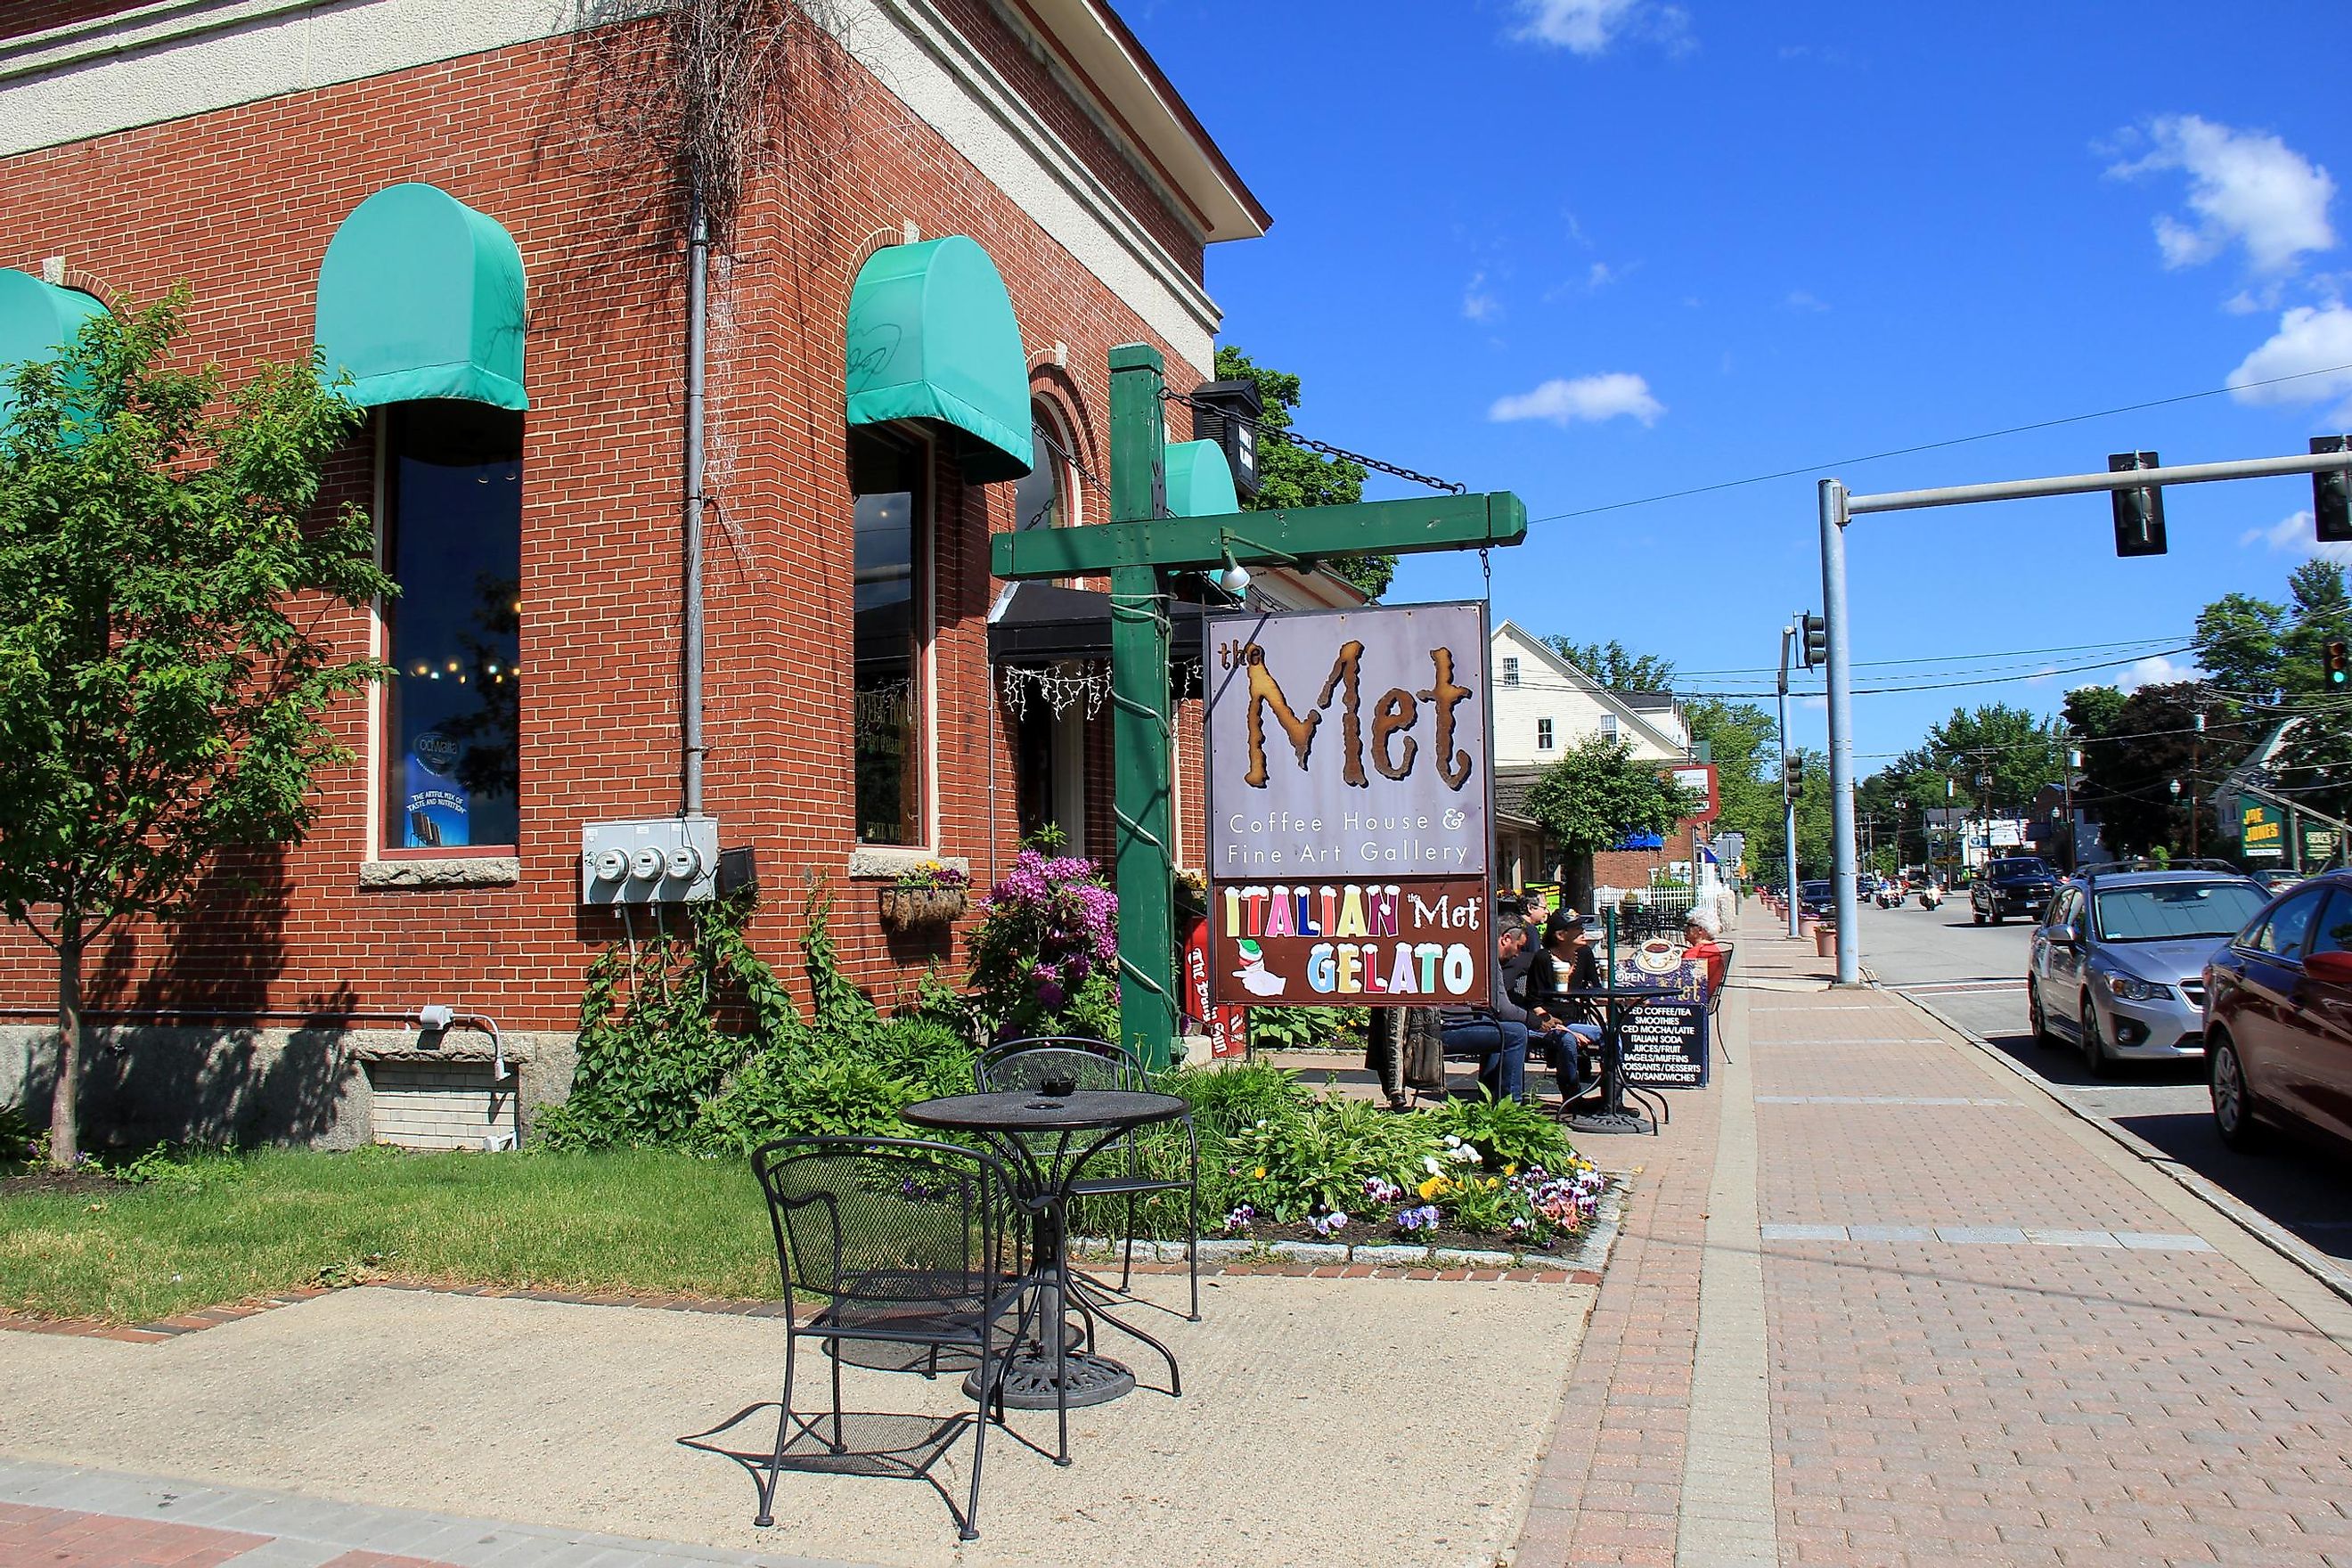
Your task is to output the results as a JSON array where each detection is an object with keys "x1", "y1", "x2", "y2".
[
  {"x1": 751, "y1": 1138, "x2": 1017, "y2": 1335},
  {"x1": 976, "y1": 1036, "x2": 1144, "y2": 1095}
]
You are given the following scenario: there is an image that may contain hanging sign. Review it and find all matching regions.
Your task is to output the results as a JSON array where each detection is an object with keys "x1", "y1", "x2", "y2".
[
  {"x1": 2241, "y1": 799, "x2": 2285, "y2": 860},
  {"x1": 1204, "y1": 601, "x2": 1493, "y2": 1006},
  {"x1": 2302, "y1": 824, "x2": 2340, "y2": 866}
]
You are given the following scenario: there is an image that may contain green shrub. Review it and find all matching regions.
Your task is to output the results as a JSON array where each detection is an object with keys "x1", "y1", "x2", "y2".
[
  {"x1": 1425, "y1": 1091, "x2": 1575, "y2": 1174},
  {"x1": 1155, "y1": 1059, "x2": 1309, "y2": 1138},
  {"x1": 1222, "y1": 1093, "x2": 1440, "y2": 1221}
]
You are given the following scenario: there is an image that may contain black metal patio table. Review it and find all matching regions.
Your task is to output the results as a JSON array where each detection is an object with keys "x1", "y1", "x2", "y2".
[
  {"x1": 902, "y1": 1088, "x2": 1188, "y2": 1456},
  {"x1": 1557, "y1": 985, "x2": 1674, "y2": 1135}
]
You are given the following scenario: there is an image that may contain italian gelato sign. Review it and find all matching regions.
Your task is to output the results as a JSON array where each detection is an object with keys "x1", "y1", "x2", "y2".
[{"x1": 1204, "y1": 602, "x2": 1493, "y2": 1006}]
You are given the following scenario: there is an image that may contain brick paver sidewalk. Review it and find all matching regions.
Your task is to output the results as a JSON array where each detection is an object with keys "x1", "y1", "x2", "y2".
[{"x1": 1514, "y1": 902, "x2": 2352, "y2": 1568}]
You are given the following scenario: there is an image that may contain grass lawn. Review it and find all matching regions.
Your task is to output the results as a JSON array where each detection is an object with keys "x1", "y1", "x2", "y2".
[{"x1": 0, "y1": 1147, "x2": 776, "y2": 1324}]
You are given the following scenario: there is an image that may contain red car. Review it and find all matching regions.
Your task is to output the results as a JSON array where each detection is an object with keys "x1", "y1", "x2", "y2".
[{"x1": 2201, "y1": 870, "x2": 2352, "y2": 1151}]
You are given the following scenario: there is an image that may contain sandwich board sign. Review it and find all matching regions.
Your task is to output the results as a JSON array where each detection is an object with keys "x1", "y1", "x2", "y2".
[{"x1": 1203, "y1": 601, "x2": 1494, "y2": 1007}]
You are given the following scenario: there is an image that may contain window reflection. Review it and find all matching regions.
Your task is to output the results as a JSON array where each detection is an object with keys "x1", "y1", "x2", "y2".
[
  {"x1": 383, "y1": 402, "x2": 522, "y2": 850},
  {"x1": 853, "y1": 429, "x2": 924, "y2": 845}
]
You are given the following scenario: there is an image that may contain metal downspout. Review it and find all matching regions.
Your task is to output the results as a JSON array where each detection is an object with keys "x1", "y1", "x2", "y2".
[{"x1": 684, "y1": 191, "x2": 709, "y2": 819}]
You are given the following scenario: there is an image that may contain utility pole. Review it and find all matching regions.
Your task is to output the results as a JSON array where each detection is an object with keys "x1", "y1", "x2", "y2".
[
  {"x1": 2062, "y1": 744, "x2": 2079, "y2": 873},
  {"x1": 2191, "y1": 709, "x2": 2205, "y2": 859}
]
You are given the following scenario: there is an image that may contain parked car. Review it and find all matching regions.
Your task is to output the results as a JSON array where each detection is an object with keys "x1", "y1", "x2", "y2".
[
  {"x1": 2250, "y1": 868, "x2": 2305, "y2": 895},
  {"x1": 1798, "y1": 879, "x2": 1835, "y2": 919},
  {"x1": 2029, "y1": 867, "x2": 2270, "y2": 1076},
  {"x1": 1972, "y1": 856, "x2": 2057, "y2": 926},
  {"x1": 2201, "y1": 870, "x2": 2352, "y2": 1151}
]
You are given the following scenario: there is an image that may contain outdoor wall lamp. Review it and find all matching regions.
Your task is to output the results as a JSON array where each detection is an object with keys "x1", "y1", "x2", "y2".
[
  {"x1": 1215, "y1": 547, "x2": 1251, "y2": 596},
  {"x1": 1190, "y1": 378, "x2": 1264, "y2": 502}
]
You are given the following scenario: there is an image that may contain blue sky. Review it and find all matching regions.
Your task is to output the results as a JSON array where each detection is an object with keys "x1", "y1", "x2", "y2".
[{"x1": 1126, "y1": 0, "x2": 2352, "y2": 768}]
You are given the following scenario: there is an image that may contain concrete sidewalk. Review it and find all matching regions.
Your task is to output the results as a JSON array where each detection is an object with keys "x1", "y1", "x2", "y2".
[
  {"x1": 0, "y1": 1269, "x2": 1595, "y2": 1568},
  {"x1": 1514, "y1": 902, "x2": 2352, "y2": 1568}
]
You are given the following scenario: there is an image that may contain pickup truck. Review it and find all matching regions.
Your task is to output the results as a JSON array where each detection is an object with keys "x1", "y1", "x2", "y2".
[{"x1": 1970, "y1": 856, "x2": 2056, "y2": 926}]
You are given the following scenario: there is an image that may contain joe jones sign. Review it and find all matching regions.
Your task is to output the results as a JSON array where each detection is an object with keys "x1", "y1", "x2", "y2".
[{"x1": 1205, "y1": 602, "x2": 1493, "y2": 1007}]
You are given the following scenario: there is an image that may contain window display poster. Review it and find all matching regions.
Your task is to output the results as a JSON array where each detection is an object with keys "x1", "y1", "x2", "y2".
[{"x1": 403, "y1": 731, "x2": 469, "y2": 848}]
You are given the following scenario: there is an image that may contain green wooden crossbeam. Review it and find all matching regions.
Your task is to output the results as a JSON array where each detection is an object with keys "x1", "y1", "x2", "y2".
[
  {"x1": 990, "y1": 491, "x2": 1528, "y2": 580},
  {"x1": 991, "y1": 342, "x2": 1528, "y2": 1069}
]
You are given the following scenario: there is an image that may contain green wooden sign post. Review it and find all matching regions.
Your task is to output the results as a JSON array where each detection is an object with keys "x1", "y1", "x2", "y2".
[{"x1": 989, "y1": 344, "x2": 1529, "y2": 1067}]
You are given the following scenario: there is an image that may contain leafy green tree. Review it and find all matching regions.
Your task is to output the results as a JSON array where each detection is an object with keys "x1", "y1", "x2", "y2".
[
  {"x1": 2074, "y1": 682, "x2": 2254, "y2": 859},
  {"x1": 1540, "y1": 637, "x2": 1678, "y2": 693},
  {"x1": 2062, "y1": 683, "x2": 2130, "y2": 741},
  {"x1": 1524, "y1": 736, "x2": 1703, "y2": 901},
  {"x1": 1210, "y1": 346, "x2": 1388, "y2": 598},
  {"x1": 1745, "y1": 747, "x2": 1833, "y2": 879},
  {"x1": 0, "y1": 294, "x2": 389, "y2": 1166},
  {"x1": 2191, "y1": 560, "x2": 2352, "y2": 699},
  {"x1": 1683, "y1": 696, "x2": 1778, "y2": 858}
]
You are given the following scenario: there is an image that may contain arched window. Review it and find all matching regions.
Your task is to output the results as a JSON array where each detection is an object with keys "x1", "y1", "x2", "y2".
[{"x1": 1010, "y1": 398, "x2": 1077, "y2": 533}]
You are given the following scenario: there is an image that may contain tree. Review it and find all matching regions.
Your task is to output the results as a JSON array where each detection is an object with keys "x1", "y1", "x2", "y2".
[
  {"x1": 0, "y1": 295, "x2": 390, "y2": 1165},
  {"x1": 1210, "y1": 346, "x2": 1387, "y2": 598},
  {"x1": 2062, "y1": 684, "x2": 2130, "y2": 742},
  {"x1": 1524, "y1": 736, "x2": 1703, "y2": 902},
  {"x1": 2190, "y1": 560, "x2": 2352, "y2": 699},
  {"x1": 1540, "y1": 637, "x2": 1678, "y2": 693},
  {"x1": 2073, "y1": 682, "x2": 2253, "y2": 859},
  {"x1": 1683, "y1": 697, "x2": 1778, "y2": 861}
]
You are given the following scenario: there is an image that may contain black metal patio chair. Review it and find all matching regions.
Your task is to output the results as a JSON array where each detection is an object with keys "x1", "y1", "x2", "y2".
[
  {"x1": 747, "y1": 1135, "x2": 1032, "y2": 1542},
  {"x1": 976, "y1": 1035, "x2": 1200, "y2": 1320}
]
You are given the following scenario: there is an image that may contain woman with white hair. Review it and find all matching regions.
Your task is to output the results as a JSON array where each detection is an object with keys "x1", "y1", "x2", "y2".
[{"x1": 1683, "y1": 904, "x2": 1730, "y2": 997}]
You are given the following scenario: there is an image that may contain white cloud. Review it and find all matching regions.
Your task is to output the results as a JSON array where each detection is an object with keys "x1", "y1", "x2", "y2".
[
  {"x1": 1510, "y1": 0, "x2": 1688, "y2": 55},
  {"x1": 2225, "y1": 300, "x2": 2352, "y2": 421},
  {"x1": 1588, "y1": 261, "x2": 1617, "y2": 290},
  {"x1": 2241, "y1": 508, "x2": 2352, "y2": 565},
  {"x1": 1489, "y1": 372, "x2": 1664, "y2": 428},
  {"x1": 2117, "y1": 654, "x2": 2201, "y2": 692},
  {"x1": 1462, "y1": 271, "x2": 1500, "y2": 323},
  {"x1": 1784, "y1": 289, "x2": 1829, "y2": 313},
  {"x1": 2109, "y1": 115, "x2": 2337, "y2": 276}
]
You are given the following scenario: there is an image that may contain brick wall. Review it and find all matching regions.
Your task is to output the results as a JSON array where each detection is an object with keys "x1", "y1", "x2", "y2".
[{"x1": 0, "y1": 12, "x2": 1212, "y2": 1041}]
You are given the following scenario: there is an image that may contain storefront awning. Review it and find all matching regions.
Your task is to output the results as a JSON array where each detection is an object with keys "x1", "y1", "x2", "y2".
[
  {"x1": 1164, "y1": 437, "x2": 1239, "y2": 517},
  {"x1": 987, "y1": 581, "x2": 1207, "y2": 667},
  {"x1": 0, "y1": 269, "x2": 106, "y2": 430},
  {"x1": 314, "y1": 184, "x2": 529, "y2": 410},
  {"x1": 846, "y1": 237, "x2": 1032, "y2": 483}
]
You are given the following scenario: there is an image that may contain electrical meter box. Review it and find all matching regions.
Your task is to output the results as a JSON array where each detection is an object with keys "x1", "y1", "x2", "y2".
[{"x1": 580, "y1": 816, "x2": 721, "y2": 905}]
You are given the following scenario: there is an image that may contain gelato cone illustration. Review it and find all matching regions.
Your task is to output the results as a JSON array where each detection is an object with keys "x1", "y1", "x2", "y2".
[{"x1": 1233, "y1": 938, "x2": 1287, "y2": 997}]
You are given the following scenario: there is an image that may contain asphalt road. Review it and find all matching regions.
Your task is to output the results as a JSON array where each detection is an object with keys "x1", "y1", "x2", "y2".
[{"x1": 1851, "y1": 895, "x2": 2352, "y2": 1270}]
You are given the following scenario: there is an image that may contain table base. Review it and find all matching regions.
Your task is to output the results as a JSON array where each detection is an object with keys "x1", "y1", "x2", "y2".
[
  {"x1": 1566, "y1": 1107, "x2": 1657, "y2": 1135},
  {"x1": 964, "y1": 1348, "x2": 1137, "y2": 1409}
]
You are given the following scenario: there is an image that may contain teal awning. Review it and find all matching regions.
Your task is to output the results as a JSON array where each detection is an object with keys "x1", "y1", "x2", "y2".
[
  {"x1": 0, "y1": 270, "x2": 106, "y2": 431},
  {"x1": 845, "y1": 236, "x2": 1031, "y2": 483},
  {"x1": 1164, "y1": 438, "x2": 1239, "y2": 518},
  {"x1": 315, "y1": 184, "x2": 528, "y2": 410}
]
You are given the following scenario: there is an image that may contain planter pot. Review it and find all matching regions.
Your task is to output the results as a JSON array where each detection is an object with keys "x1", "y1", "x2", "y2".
[
  {"x1": 1798, "y1": 915, "x2": 1818, "y2": 938},
  {"x1": 1814, "y1": 925, "x2": 1838, "y2": 959},
  {"x1": 879, "y1": 886, "x2": 968, "y2": 931}
]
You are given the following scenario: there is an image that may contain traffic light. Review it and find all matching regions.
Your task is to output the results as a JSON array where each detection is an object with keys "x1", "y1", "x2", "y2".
[
  {"x1": 2327, "y1": 639, "x2": 2349, "y2": 687},
  {"x1": 2110, "y1": 451, "x2": 2168, "y2": 557},
  {"x1": 2315, "y1": 437, "x2": 2352, "y2": 544},
  {"x1": 1800, "y1": 613, "x2": 1827, "y2": 668},
  {"x1": 1784, "y1": 753, "x2": 1804, "y2": 793}
]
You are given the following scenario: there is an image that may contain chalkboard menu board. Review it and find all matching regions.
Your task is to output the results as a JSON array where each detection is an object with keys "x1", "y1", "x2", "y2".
[{"x1": 1620, "y1": 998, "x2": 1709, "y2": 1088}]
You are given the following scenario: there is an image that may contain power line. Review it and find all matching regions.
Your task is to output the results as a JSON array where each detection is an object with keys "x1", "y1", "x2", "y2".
[
  {"x1": 1669, "y1": 633, "x2": 2183, "y2": 680},
  {"x1": 1520, "y1": 360, "x2": 2352, "y2": 527}
]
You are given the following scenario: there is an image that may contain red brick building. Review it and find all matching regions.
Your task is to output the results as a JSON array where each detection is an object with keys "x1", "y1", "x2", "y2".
[{"x1": 0, "y1": 0, "x2": 1346, "y2": 1147}]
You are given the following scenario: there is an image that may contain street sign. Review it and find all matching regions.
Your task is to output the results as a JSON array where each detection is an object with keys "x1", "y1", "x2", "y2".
[
  {"x1": 2241, "y1": 799, "x2": 2285, "y2": 860},
  {"x1": 1204, "y1": 600, "x2": 1493, "y2": 1006}
]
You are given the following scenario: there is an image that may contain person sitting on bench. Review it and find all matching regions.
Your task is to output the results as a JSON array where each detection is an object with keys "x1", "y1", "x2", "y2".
[
  {"x1": 1438, "y1": 924, "x2": 1533, "y2": 1102},
  {"x1": 1523, "y1": 911, "x2": 1603, "y2": 1098}
]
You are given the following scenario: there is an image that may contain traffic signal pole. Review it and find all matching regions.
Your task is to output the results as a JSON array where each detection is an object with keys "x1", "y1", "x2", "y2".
[
  {"x1": 1820, "y1": 481, "x2": 1861, "y2": 984},
  {"x1": 1815, "y1": 445, "x2": 2352, "y2": 987},
  {"x1": 1778, "y1": 621, "x2": 1801, "y2": 938}
]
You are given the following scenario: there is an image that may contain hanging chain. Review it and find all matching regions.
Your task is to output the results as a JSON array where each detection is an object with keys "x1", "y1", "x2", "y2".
[
  {"x1": 1481, "y1": 546, "x2": 1492, "y2": 599},
  {"x1": 1158, "y1": 386, "x2": 1467, "y2": 495}
]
